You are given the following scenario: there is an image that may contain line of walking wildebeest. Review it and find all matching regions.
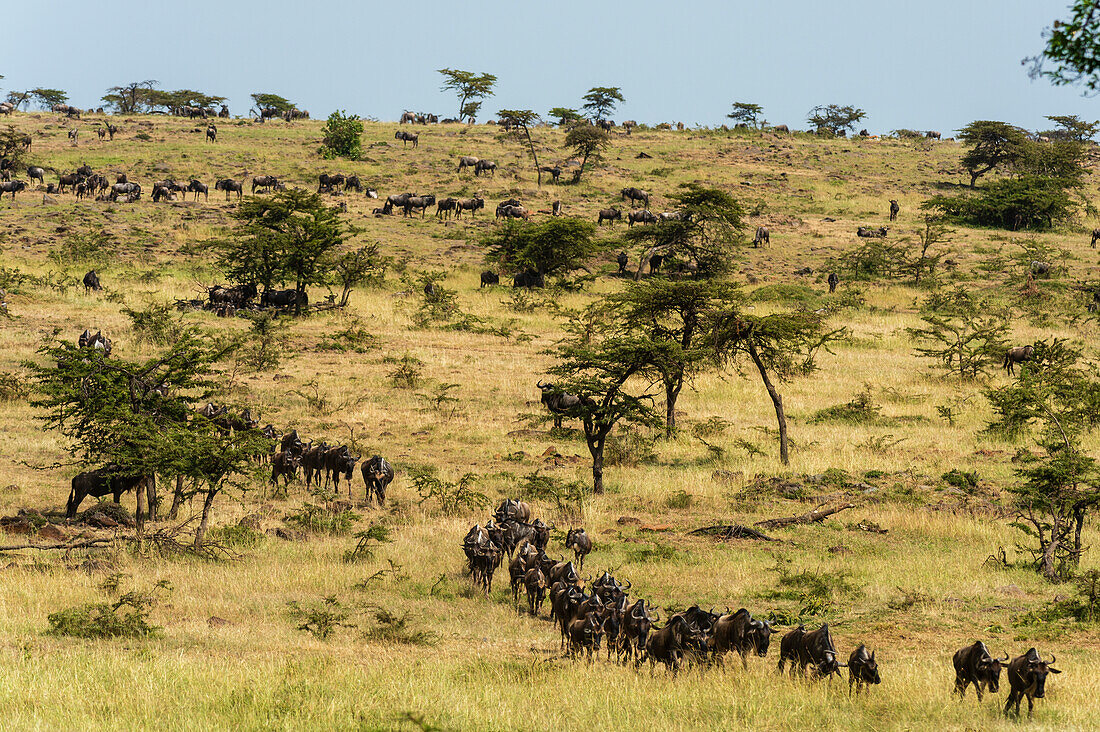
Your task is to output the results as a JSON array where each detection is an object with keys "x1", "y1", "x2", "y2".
[{"x1": 462, "y1": 498, "x2": 1064, "y2": 717}]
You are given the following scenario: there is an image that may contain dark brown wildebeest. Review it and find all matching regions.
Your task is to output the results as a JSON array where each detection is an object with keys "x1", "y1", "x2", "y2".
[
  {"x1": 889, "y1": 199, "x2": 900, "y2": 221},
  {"x1": 857, "y1": 226, "x2": 888, "y2": 238},
  {"x1": 403, "y1": 194, "x2": 435, "y2": 217},
  {"x1": 152, "y1": 185, "x2": 173, "y2": 203},
  {"x1": 523, "y1": 566, "x2": 548, "y2": 616},
  {"x1": 779, "y1": 623, "x2": 843, "y2": 679},
  {"x1": 344, "y1": 176, "x2": 362, "y2": 193},
  {"x1": 848, "y1": 645, "x2": 881, "y2": 696},
  {"x1": 270, "y1": 450, "x2": 300, "y2": 488},
  {"x1": 400, "y1": 111, "x2": 417, "y2": 124},
  {"x1": 926, "y1": 130, "x2": 941, "y2": 139},
  {"x1": 617, "y1": 251, "x2": 628, "y2": 274},
  {"x1": 711, "y1": 608, "x2": 777, "y2": 669},
  {"x1": 67, "y1": 466, "x2": 157, "y2": 521},
  {"x1": 621, "y1": 186, "x2": 650, "y2": 208},
  {"x1": 455, "y1": 196, "x2": 485, "y2": 218},
  {"x1": 27, "y1": 166, "x2": 45, "y2": 186},
  {"x1": 317, "y1": 173, "x2": 345, "y2": 193},
  {"x1": 385, "y1": 192, "x2": 414, "y2": 212},
  {"x1": 215, "y1": 179, "x2": 243, "y2": 200},
  {"x1": 209, "y1": 283, "x2": 257, "y2": 308},
  {"x1": 753, "y1": 226, "x2": 769, "y2": 247},
  {"x1": 1002, "y1": 345, "x2": 1034, "y2": 375},
  {"x1": 828, "y1": 272, "x2": 839, "y2": 293},
  {"x1": 537, "y1": 381, "x2": 584, "y2": 428},
  {"x1": 540, "y1": 165, "x2": 562, "y2": 182},
  {"x1": 564, "y1": 527, "x2": 592, "y2": 569},
  {"x1": 251, "y1": 175, "x2": 279, "y2": 193},
  {"x1": 646, "y1": 615, "x2": 697, "y2": 674},
  {"x1": 83, "y1": 270, "x2": 102, "y2": 293},
  {"x1": 57, "y1": 173, "x2": 81, "y2": 194},
  {"x1": 774, "y1": 124, "x2": 790, "y2": 134},
  {"x1": 480, "y1": 270, "x2": 499, "y2": 287},
  {"x1": 324, "y1": 447, "x2": 360, "y2": 495},
  {"x1": 456, "y1": 156, "x2": 479, "y2": 173},
  {"x1": 1004, "y1": 648, "x2": 1060, "y2": 718},
  {"x1": 188, "y1": 180, "x2": 208, "y2": 201},
  {"x1": 435, "y1": 197, "x2": 458, "y2": 219},
  {"x1": 566, "y1": 613, "x2": 603, "y2": 661},
  {"x1": 395, "y1": 131, "x2": 419, "y2": 148},
  {"x1": 97, "y1": 126, "x2": 107, "y2": 140},
  {"x1": 497, "y1": 204, "x2": 529, "y2": 220},
  {"x1": 953, "y1": 641, "x2": 1008, "y2": 702},
  {"x1": 206, "y1": 124, "x2": 217, "y2": 143},
  {"x1": 628, "y1": 209, "x2": 656, "y2": 226},
  {"x1": 474, "y1": 160, "x2": 496, "y2": 177},
  {"x1": 513, "y1": 269, "x2": 544, "y2": 288},
  {"x1": 598, "y1": 207, "x2": 621, "y2": 225},
  {"x1": 0, "y1": 180, "x2": 27, "y2": 200},
  {"x1": 362, "y1": 455, "x2": 393, "y2": 506}
]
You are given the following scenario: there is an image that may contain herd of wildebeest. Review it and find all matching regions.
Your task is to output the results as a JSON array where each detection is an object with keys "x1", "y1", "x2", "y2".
[
  {"x1": 1, "y1": 108, "x2": 1078, "y2": 720},
  {"x1": 462, "y1": 500, "x2": 1061, "y2": 717}
]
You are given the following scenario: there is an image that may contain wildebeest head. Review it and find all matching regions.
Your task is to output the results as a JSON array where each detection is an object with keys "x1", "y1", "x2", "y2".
[
  {"x1": 747, "y1": 618, "x2": 778, "y2": 656},
  {"x1": 851, "y1": 644, "x2": 881, "y2": 685},
  {"x1": 1014, "y1": 649, "x2": 1060, "y2": 699}
]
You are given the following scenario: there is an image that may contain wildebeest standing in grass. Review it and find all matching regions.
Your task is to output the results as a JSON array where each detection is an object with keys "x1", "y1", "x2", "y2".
[
  {"x1": 206, "y1": 124, "x2": 217, "y2": 143},
  {"x1": 564, "y1": 527, "x2": 592, "y2": 569},
  {"x1": 362, "y1": 455, "x2": 393, "y2": 506},
  {"x1": 953, "y1": 641, "x2": 1008, "y2": 702},
  {"x1": 753, "y1": 226, "x2": 769, "y2": 247},
  {"x1": 1002, "y1": 345, "x2": 1034, "y2": 375},
  {"x1": 1004, "y1": 648, "x2": 1060, "y2": 718},
  {"x1": 480, "y1": 271, "x2": 499, "y2": 287},
  {"x1": 83, "y1": 270, "x2": 102, "y2": 293},
  {"x1": 215, "y1": 179, "x2": 243, "y2": 200},
  {"x1": 847, "y1": 645, "x2": 881, "y2": 696},
  {"x1": 188, "y1": 180, "x2": 208, "y2": 201},
  {"x1": 0, "y1": 180, "x2": 27, "y2": 200},
  {"x1": 828, "y1": 272, "x2": 839, "y2": 293},
  {"x1": 251, "y1": 175, "x2": 279, "y2": 193},
  {"x1": 621, "y1": 187, "x2": 650, "y2": 208},
  {"x1": 454, "y1": 196, "x2": 484, "y2": 218},
  {"x1": 474, "y1": 160, "x2": 496, "y2": 177},
  {"x1": 598, "y1": 207, "x2": 621, "y2": 225},
  {"x1": 456, "y1": 156, "x2": 479, "y2": 173},
  {"x1": 395, "y1": 131, "x2": 419, "y2": 148},
  {"x1": 67, "y1": 467, "x2": 157, "y2": 521},
  {"x1": 889, "y1": 199, "x2": 899, "y2": 221},
  {"x1": 646, "y1": 615, "x2": 696, "y2": 674}
]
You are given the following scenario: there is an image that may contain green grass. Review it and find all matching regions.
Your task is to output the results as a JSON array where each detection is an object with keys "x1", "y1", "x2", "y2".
[{"x1": 0, "y1": 112, "x2": 1098, "y2": 729}]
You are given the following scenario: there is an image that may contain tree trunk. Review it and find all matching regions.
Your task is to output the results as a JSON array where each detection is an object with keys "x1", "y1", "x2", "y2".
[
  {"x1": 664, "y1": 378, "x2": 683, "y2": 439},
  {"x1": 1073, "y1": 501, "x2": 1090, "y2": 566},
  {"x1": 194, "y1": 487, "x2": 218, "y2": 548},
  {"x1": 167, "y1": 473, "x2": 184, "y2": 519},
  {"x1": 1040, "y1": 513, "x2": 1061, "y2": 580},
  {"x1": 135, "y1": 479, "x2": 146, "y2": 540},
  {"x1": 592, "y1": 440, "x2": 605, "y2": 494},
  {"x1": 747, "y1": 341, "x2": 789, "y2": 465},
  {"x1": 524, "y1": 127, "x2": 541, "y2": 188}
]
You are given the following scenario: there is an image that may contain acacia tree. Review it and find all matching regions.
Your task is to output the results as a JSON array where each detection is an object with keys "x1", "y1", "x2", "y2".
[
  {"x1": 582, "y1": 87, "x2": 624, "y2": 121},
  {"x1": 101, "y1": 80, "x2": 159, "y2": 114},
  {"x1": 563, "y1": 123, "x2": 611, "y2": 182},
  {"x1": 710, "y1": 310, "x2": 838, "y2": 465},
  {"x1": 320, "y1": 110, "x2": 363, "y2": 160},
  {"x1": 626, "y1": 183, "x2": 745, "y2": 279},
  {"x1": 251, "y1": 93, "x2": 295, "y2": 118},
  {"x1": 1030, "y1": 1, "x2": 1100, "y2": 91},
  {"x1": 5, "y1": 90, "x2": 30, "y2": 110},
  {"x1": 1045, "y1": 114, "x2": 1100, "y2": 142},
  {"x1": 907, "y1": 290, "x2": 1009, "y2": 380},
  {"x1": 549, "y1": 107, "x2": 583, "y2": 126},
  {"x1": 604, "y1": 279, "x2": 742, "y2": 436},
  {"x1": 807, "y1": 104, "x2": 865, "y2": 135},
  {"x1": 727, "y1": 102, "x2": 763, "y2": 128},
  {"x1": 545, "y1": 330, "x2": 661, "y2": 493},
  {"x1": 30, "y1": 88, "x2": 67, "y2": 110},
  {"x1": 216, "y1": 189, "x2": 351, "y2": 314},
  {"x1": 438, "y1": 69, "x2": 497, "y2": 123},
  {"x1": 498, "y1": 109, "x2": 543, "y2": 186},
  {"x1": 29, "y1": 335, "x2": 265, "y2": 542},
  {"x1": 957, "y1": 120, "x2": 1032, "y2": 187},
  {"x1": 482, "y1": 217, "x2": 601, "y2": 281}
]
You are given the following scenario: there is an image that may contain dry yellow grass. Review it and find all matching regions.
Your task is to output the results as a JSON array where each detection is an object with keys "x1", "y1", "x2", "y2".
[{"x1": 0, "y1": 113, "x2": 1097, "y2": 730}]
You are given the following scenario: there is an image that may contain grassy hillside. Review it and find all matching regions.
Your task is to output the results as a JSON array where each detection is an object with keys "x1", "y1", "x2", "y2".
[{"x1": 0, "y1": 112, "x2": 1098, "y2": 730}]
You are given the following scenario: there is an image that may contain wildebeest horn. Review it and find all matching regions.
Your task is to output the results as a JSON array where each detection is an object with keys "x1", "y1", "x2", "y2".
[
  {"x1": 1049, "y1": 654, "x2": 1056, "y2": 664},
  {"x1": 621, "y1": 579, "x2": 632, "y2": 590},
  {"x1": 536, "y1": 380, "x2": 547, "y2": 388},
  {"x1": 997, "y1": 653, "x2": 1009, "y2": 662}
]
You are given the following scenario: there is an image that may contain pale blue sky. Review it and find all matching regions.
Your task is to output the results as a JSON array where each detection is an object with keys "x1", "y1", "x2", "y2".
[{"x1": 4, "y1": 1, "x2": 1093, "y2": 133}]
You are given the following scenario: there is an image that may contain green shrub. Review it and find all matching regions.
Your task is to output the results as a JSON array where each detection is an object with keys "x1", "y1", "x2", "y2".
[
  {"x1": 288, "y1": 596, "x2": 355, "y2": 640},
  {"x1": 750, "y1": 284, "x2": 824, "y2": 308},
  {"x1": 46, "y1": 581, "x2": 170, "y2": 639},
  {"x1": 809, "y1": 386, "x2": 882, "y2": 424},
  {"x1": 285, "y1": 503, "x2": 359, "y2": 535},
  {"x1": 343, "y1": 525, "x2": 392, "y2": 563},
  {"x1": 412, "y1": 470, "x2": 488, "y2": 513},
  {"x1": 362, "y1": 608, "x2": 439, "y2": 646},
  {"x1": 941, "y1": 469, "x2": 979, "y2": 491},
  {"x1": 319, "y1": 110, "x2": 363, "y2": 160},
  {"x1": 123, "y1": 302, "x2": 187, "y2": 346},
  {"x1": 207, "y1": 524, "x2": 264, "y2": 549},
  {"x1": 925, "y1": 176, "x2": 1077, "y2": 231}
]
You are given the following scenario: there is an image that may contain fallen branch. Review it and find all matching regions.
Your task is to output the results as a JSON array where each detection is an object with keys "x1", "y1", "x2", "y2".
[
  {"x1": 690, "y1": 524, "x2": 776, "y2": 541},
  {"x1": 754, "y1": 502, "x2": 856, "y2": 529},
  {"x1": 0, "y1": 538, "x2": 113, "y2": 552}
]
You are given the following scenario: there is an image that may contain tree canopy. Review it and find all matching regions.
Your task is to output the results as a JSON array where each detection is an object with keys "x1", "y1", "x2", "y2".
[
  {"x1": 498, "y1": 109, "x2": 543, "y2": 186},
  {"x1": 727, "y1": 102, "x2": 763, "y2": 128},
  {"x1": 1029, "y1": 1, "x2": 1100, "y2": 91},
  {"x1": 548, "y1": 107, "x2": 583, "y2": 126},
  {"x1": 563, "y1": 123, "x2": 611, "y2": 181},
  {"x1": 482, "y1": 217, "x2": 601, "y2": 280},
  {"x1": 101, "y1": 80, "x2": 159, "y2": 114},
  {"x1": 438, "y1": 69, "x2": 497, "y2": 123},
  {"x1": 582, "y1": 87, "x2": 624, "y2": 121},
  {"x1": 320, "y1": 110, "x2": 363, "y2": 160},
  {"x1": 807, "y1": 104, "x2": 865, "y2": 135},
  {"x1": 30, "y1": 88, "x2": 68, "y2": 109},
  {"x1": 251, "y1": 93, "x2": 295, "y2": 116}
]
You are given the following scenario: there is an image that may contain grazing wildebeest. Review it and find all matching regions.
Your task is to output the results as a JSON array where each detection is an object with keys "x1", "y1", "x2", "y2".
[
  {"x1": 152, "y1": 185, "x2": 174, "y2": 203},
  {"x1": 857, "y1": 226, "x2": 888, "y2": 238},
  {"x1": 436, "y1": 197, "x2": 458, "y2": 219},
  {"x1": 110, "y1": 182, "x2": 141, "y2": 200},
  {"x1": 454, "y1": 196, "x2": 484, "y2": 218},
  {"x1": 512, "y1": 269, "x2": 544, "y2": 288},
  {"x1": 1004, "y1": 648, "x2": 1060, "y2": 718},
  {"x1": 480, "y1": 270, "x2": 499, "y2": 287},
  {"x1": 251, "y1": 175, "x2": 279, "y2": 193},
  {"x1": 848, "y1": 645, "x2": 881, "y2": 696},
  {"x1": 889, "y1": 199, "x2": 900, "y2": 221},
  {"x1": 67, "y1": 466, "x2": 156, "y2": 521},
  {"x1": 0, "y1": 180, "x2": 27, "y2": 200},
  {"x1": 83, "y1": 270, "x2": 102, "y2": 293},
  {"x1": 205, "y1": 124, "x2": 217, "y2": 143},
  {"x1": 215, "y1": 179, "x2": 243, "y2": 200},
  {"x1": 1002, "y1": 345, "x2": 1034, "y2": 375},
  {"x1": 497, "y1": 204, "x2": 529, "y2": 220},
  {"x1": 828, "y1": 272, "x2": 839, "y2": 293},
  {"x1": 710, "y1": 608, "x2": 777, "y2": 669},
  {"x1": 27, "y1": 166, "x2": 45, "y2": 186},
  {"x1": 753, "y1": 226, "x2": 769, "y2": 247},
  {"x1": 456, "y1": 156, "x2": 479, "y2": 173},
  {"x1": 67, "y1": 129, "x2": 78, "y2": 145},
  {"x1": 400, "y1": 111, "x2": 417, "y2": 124},
  {"x1": 537, "y1": 380, "x2": 584, "y2": 428},
  {"x1": 617, "y1": 251, "x2": 628, "y2": 274},
  {"x1": 779, "y1": 623, "x2": 843, "y2": 679},
  {"x1": 627, "y1": 209, "x2": 656, "y2": 226},
  {"x1": 344, "y1": 175, "x2": 362, "y2": 193},
  {"x1": 261, "y1": 288, "x2": 307, "y2": 310},
  {"x1": 474, "y1": 160, "x2": 496, "y2": 177},
  {"x1": 540, "y1": 166, "x2": 562, "y2": 182},
  {"x1": 564, "y1": 528, "x2": 592, "y2": 569},
  {"x1": 621, "y1": 187, "x2": 650, "y2": 208},
  {"x1": 953, "y1": 641, "x2": 1008, "y2": 702},
  {"x1": 598, "y1": 207, "x2": 621, "y2": 225},
  {"x1": 188, "y1": 180, "x2": 208, "y2": 201},
  {"x1": 395, "y1": 131, "x2": 419, "y2": 148},
  {"x1": 362, "y1": 455, "x2": 393, "y2": 506},
  {"x1": 403, "y1": 194, "x2": 435, "y2": 218},
  {"x1": 317, "y1": 173, "x2": 345, "y2": 193}
]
